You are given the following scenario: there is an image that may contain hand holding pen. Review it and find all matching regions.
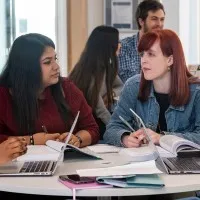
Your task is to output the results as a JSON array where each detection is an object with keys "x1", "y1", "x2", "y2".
[
  {"x1": 42, "y1": 125, "x2": 64, "y2": 142},
  {"x1": 119, "y1": 116, "x2": 147, "y2": 148},
  {"x1": 122, "y1": 129, "x2": 146, "y2": 148}
]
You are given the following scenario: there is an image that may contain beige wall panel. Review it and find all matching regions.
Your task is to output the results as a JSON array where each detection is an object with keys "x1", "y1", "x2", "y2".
[{"x1": 67, "y1": 0, "x2": 88, "y2": 72}]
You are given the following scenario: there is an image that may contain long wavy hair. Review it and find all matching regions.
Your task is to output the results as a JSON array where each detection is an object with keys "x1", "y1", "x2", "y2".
[
  {"x1": 138, "y1": 29, "x2": 199, "y2": 106},
  {"x1": 0, "y1": 33, "x2": 70, "y2": 135},
  {"x1": 69, "y1": 25, "x2": 119, "y2": 111}
]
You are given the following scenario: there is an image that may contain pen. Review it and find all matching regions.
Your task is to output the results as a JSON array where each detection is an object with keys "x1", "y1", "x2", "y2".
[
  {"x1": 119, "y1": 115, "x2": 135, "y2": 132},
  {"x1": 42, "y1": 125, "x2": 48, "y2": 133},
  {"x1": 129, "y1": 108, "x2": 149, "y2": 144},
  {"x1": 119, "y1": 115, "x2": 148, "y2": 145}
]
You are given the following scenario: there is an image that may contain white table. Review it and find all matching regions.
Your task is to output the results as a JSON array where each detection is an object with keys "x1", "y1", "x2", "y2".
[
  {"x1": 1, "y1": 173, "x2": 200, "y2": 197},
  {"x1": 0, "y1": 157, "x2": 200, "y2": 198}
]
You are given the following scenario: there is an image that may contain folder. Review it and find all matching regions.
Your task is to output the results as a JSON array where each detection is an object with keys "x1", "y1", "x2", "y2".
[
  {"x1": 96, "y1": 174, "x2": 164, "y2": 188},
  {"x1": 126, "y1": 174, "x2": 164, "y2": 188}
]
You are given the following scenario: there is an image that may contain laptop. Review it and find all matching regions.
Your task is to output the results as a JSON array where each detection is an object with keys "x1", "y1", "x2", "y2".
[
  {"x1": 0, "y1": 111, "x2": 80, "y2": 177},
  {"x1": 129, "y1": 108, "x2": 200, "y2": 174}
]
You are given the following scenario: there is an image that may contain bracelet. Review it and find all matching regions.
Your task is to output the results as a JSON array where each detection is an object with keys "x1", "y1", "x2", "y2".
[
  {"x1": 30, "y1": 135, "x2": 34, "y2": 145},
  {"x1": 76, "y1": 135, "x2": 82, "y2": 144}
]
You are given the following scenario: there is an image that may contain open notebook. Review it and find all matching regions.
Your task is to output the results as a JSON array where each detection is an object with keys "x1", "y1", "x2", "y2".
[
  {"x1": 16, "y1": 139, "x2": 102, "y2": 162},
  {"x1": 0, "y1": 111, "x2": 80, "y2": 177}
]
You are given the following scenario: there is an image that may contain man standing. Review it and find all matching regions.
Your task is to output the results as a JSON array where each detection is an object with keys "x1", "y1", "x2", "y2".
[{"x1": 118, "y1": 0, "x2": 165, "y2": 83}]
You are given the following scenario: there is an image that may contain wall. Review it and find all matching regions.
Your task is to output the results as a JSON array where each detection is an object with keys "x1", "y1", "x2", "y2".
[
  {"x1": 56, "y1": 0, "x2": 68, "y2": 76},
  {"x1": 67, "y1": 0, "x2": 88, "y2": 72},
  {"x1": 162, "y1": 0, "x2": 179, "y2": 34},
  {"x1": 87, "y1": 0, "x2": 104, "y2": 36}
]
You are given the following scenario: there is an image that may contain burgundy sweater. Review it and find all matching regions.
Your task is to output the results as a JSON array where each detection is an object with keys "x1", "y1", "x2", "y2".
[{"x1": 0, "y1": 78, "x2": 99, "y2": 144}]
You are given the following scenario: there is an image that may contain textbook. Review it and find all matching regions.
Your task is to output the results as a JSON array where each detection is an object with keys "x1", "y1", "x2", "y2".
[
  {"x1": 158, "y1": 135, "x2": 200, "y2": 157},
  {"x1": 17, "y1": 140, "x2": 102, "y2": 161}
]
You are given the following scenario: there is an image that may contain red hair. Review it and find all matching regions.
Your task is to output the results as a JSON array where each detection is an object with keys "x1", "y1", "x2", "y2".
[{"x1": 138, "y1": 29, "x2": 198, "y2": 106}]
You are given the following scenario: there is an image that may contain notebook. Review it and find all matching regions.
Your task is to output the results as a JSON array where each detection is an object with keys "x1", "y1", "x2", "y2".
[
  {"x1": 0, "y1": 111, "x2": 80, "y2": 177},
  {"x1": 129, "y1": 108, "x2": 200, "y2": 174},
  {"x1": 96, "y1": 174, "x2": 164, "y2": 188}
]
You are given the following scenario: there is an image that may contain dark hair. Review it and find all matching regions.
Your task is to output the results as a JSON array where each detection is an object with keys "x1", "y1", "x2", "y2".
[
  {"x1": 0, "y1": 33, "x2": 70, "y2": 134},
  {"x1": 138, "y1": 29, "x2": 199, "y2": 106},
  {"x1": 136, "y1": 0, "x2": 165, "y2": 29},
  {"x1": 69, "y1": 25, "x2": 119, "y2": 111}
]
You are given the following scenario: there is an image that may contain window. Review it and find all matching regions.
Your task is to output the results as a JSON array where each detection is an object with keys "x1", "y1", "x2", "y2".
[
  {"x1": 179, "y1": 0, "x2": 200, "y2": 64},
  {"x1": 0, "y1": 0, "x2": 67, "y2": 75},
  {"x1": 14, "y1": 0, "x2": 56, "y2": 42}
]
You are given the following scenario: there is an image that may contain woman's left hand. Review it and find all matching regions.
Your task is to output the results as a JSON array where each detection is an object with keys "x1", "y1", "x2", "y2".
[
  {"x1": 146, "y1": 128, "x2": 161, "y2": 145},
  {"x1": 58, "y1": 133, "x2": 81, "y2": 147}
]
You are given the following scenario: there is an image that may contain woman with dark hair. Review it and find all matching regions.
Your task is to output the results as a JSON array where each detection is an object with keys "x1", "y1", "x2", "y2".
[
  {"x1": 0, "y1": 33, "x2": 99, "y2": 147},
  {"x1": 104, "y1": 29, "x2": 200, "y2": 147},
  {"x1": 69, "y1": 26, "x2": 123, "y2": 139}
]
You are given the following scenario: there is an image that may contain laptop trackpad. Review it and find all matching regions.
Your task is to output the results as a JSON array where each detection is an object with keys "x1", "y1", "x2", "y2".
[{"x1": 0, "y1": 162, "x2": 22, "y2": 174}]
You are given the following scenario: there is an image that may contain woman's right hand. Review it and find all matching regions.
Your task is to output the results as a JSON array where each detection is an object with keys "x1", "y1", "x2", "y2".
[
  {"x1": 121, "y1": 129, "x2": 146, "y2": 148},
  {"x1": 33, "y1": 132, "x2": 61, "y2": 145},
  {"x1": 0, "y1": 137, "x2": 27, "y2": 164}
]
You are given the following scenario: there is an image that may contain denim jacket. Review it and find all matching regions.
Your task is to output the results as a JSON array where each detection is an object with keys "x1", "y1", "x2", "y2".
[{"x1": 104, "y1": 75, "x2": 200, "y2": 146}]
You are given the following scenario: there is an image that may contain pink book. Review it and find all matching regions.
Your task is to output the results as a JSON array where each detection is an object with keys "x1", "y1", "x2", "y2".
[{"x1": 58, "y1": 179, "x2": 112, "y2": 200}]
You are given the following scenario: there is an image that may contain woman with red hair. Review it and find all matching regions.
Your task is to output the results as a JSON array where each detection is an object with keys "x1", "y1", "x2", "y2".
[{"x1": 104, "y1": 29, "x2": 200, "y2": 148}]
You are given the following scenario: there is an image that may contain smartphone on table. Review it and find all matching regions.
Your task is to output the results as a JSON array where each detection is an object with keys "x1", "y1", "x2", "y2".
[{"x1": 59, "y1": 174, "x2": 95, "y2": 184}]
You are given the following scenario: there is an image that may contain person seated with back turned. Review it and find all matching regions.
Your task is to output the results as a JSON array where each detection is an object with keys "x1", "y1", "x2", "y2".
[
  {"x1": 104, "y1": 29, "x2": 200, "y2": 147},
  {"x1": 0, "y1": 137, "x2": 27, "y2": 164},
  {"x1": 0, "y1": 33, "x2": 99, "y2": 148},
  {"x1": 118, "y1": 0, "x2": 165, "y2": 83},
  {"x1": 69, "y1": 26, "x2": 123, "y2": 139}
]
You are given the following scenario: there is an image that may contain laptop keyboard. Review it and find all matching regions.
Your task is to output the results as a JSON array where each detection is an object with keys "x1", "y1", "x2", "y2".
[
  {"x1": 167, "y1": 157, "x2": 200, "y2": 171},
  {"x1": 19, "y1": 161, "x2": 52, "y2": 173}
]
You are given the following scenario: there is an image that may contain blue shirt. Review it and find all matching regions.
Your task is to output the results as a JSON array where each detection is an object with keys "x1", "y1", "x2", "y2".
[
  {"x1": 118, "y1": 33, "x2": 141, "y2": 83},
  {"x1": 104, "y1": 75, "x2": 200, "y2": 147}
]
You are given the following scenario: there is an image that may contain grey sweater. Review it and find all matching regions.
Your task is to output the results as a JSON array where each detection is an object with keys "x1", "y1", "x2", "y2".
[{"x1": 95, "y1": 75, "x2": 123, "y2": 124}]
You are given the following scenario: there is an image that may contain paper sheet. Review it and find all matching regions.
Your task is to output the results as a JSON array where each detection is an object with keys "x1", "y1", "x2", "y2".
[{"x1": 77, "y1": 160, "x2": 163, "y2": 177}]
